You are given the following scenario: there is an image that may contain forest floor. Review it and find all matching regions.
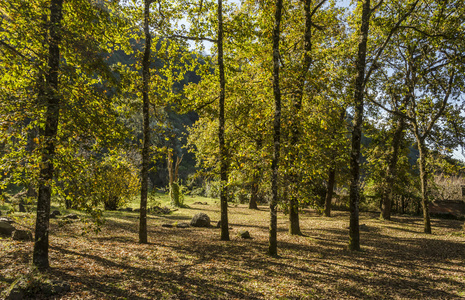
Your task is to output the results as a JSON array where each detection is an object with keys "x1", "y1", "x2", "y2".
[{"x1": 1, "y1": 196, "x2": 465, "y2": 299}]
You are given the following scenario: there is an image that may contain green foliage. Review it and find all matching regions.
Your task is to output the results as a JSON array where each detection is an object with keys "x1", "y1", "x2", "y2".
[{"x1": 57, "y1": 150, "x2": 140, "y2": 212}]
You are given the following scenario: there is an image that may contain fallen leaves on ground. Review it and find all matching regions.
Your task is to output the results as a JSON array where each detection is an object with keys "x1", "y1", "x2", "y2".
[{"x1": 1, "y1": 205, "x2": 464, "y2": 299}]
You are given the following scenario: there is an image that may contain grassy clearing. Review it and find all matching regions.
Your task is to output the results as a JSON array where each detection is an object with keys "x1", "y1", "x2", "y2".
[{"x1": 1, "y1": 195, "x2": 465, "y2": 299}]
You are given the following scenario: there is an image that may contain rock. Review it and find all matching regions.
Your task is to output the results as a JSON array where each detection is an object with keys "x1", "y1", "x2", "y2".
[
  {"x1": 41, "y1": 282, "x2": 54, "y2": 296},
  {"x1": 52, "y1": 280, "x2": 70, "y2": 294},
  {"x1": 176, "y1": 222, "x2": 190, "y2": 228},
  {"x1": 125, "y1": 207, "x2": 133, "y2": 212},
  {"x1": 12, "y1": 230, "x2": 33, "y2": 241},
  {"x1": 150, "y1": 206, "x2": 171, "y2": 214},
  {"x1": 162, "y1": 224, "x2": 173, "y2": 228},
  {"x1": 238, "y1": 230, "x2": 251, "y2": 239},
  {"x1": 3, "y1": 278, "x2": 24, "y2": 300},
  {"x1": 190, "y1": 213, "x2": 211, "y2": 227},
  {"x1": 63, "y1": 213, "x2": 79, "y2": 220},
  {"x1": 193, "y1": 201, "x2": 208, "y2": 205},
  {"x1": 0, "y1": 220, "x2": 15, "y2": 235},
  {"x1": 133, "y1": 208, "x2": 140, "y2": 212},
  {"x1": 0, "y1": 217, "x2": 14, "y2": 224},
  {"x1": 50, "y1": 210, "x2": 61, "y2": 218}
]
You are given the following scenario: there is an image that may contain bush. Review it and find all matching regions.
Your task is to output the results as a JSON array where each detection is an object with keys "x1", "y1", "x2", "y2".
[{"x1": 57, "y1": 151, "x2": 140, "y2": 212}]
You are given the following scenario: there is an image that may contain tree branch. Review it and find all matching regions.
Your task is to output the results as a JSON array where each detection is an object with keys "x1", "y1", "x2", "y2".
[
  {"x1": 364, "y1": 0, "x2": 420, "y2": 87},
  {"x1": 167, "y1": 34, "x2": 217, "y2": 43}
]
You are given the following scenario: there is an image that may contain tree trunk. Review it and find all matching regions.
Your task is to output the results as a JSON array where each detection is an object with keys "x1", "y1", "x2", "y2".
[
  {"x1": 269, "y1": 0, "x2": 284, "y2": 257},
  {"x1": 381, "y1": 115, "x2": 405, "y2": 220},
  {"x1": 325, "y1": 107, "x2": 345, "y2": 217},
  {"x1": 287, "y1": 0, "x2": 314, "y2": 236},
  {"x1": 33, "y1": 0, "x2": 64, "y2": 269},
  {"x1": 168, "y1": 152, "x2": 183, "y2": 207},
  {"x1": 324, "y1": 167, "x2": 336, "y2": 217},
  {"x1": 417, "y1": 139, "x2": 432, "y2": 233},
  {"x1": 249, "y1": 139, "x2": 262, "y2": 210},
  {"x1": 400, "y1": 195, "x2": 405, "y2": 214},
  {"x1": 249, "y1": 172, "x2": 259, "y2": 210},
  {"x1": 348, "y1": 0, "x2": 371, "y2": 252},
  {"x1": 139, "y1": 0, "x2": 152, "y2": 244},
  {"x1": 218, "y1": 0, "x2": 229, "y2": 241}
]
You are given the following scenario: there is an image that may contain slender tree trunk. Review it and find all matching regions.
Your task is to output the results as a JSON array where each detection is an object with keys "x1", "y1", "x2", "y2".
[
  {"x1": 168, "y1": 152, "x2": 183, "y2": 207},
  {"x1": 348, "y1": 0, "x2": 371, "y2": 252},
  {"x1": 324, "y1": 167, "x2": 336, "y2": 217},
  {"x1": 381, "y1": 115, "x2": 405, "y2": 220},
  {"x1": 249, "y1": 171, "x2": 259, "y2": 209},
  {"x1": 269, "y1": 0, "x2": 284, "y2": 257},
  {"x1": 139, "y1": 0, "x2": 152, "y2": 244},
  {"x1": 249, "y1": 139, "x2": 262, "y2": 210},
  {"x1": 218, "y1": 0, "x2": 229, "y2": 241},
  {"x1": 416, "y1": 138, "x2": 432, "y2": 233},
  {"x1": 400, "y1": 195, "x2": 405, "y2": 214},
  {"x1": 287, "y1": 0, "x2": 314, "y2": 236},
  {"x1": 33, "y1": 0, "x2": 64, "y2": 269},
  {"x1": 324, "y1": 108, "x2": 345, "y2": 217}
]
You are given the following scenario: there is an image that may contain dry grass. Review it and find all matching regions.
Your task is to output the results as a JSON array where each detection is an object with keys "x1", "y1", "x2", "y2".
[{"x1": 1, "y1": 197, "x2": 465, "y2": 299}]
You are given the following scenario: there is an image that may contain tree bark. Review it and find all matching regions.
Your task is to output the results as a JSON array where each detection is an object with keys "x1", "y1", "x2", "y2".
[
  {"x1": 33, "y1": 0, "x2": 64, "y2": 269},
  {"x1": 218, "y1": 0, "x2": 229, "y2": 241},
  {"x1": 139, "y1": 0, "x2": 152, "y2": 244},
  {"x1": 249, "y1": 139, "x2": 262, "y2": 210},
  {"x1": 416, "y1": 138, "x2": 432, "y2": 233},
  {"x1": 324, "y1": 167, "x2": 336, "y2": 217},
  {"x1": 269, "y1": 0, "x2": 284, "y2": 256},
  {"x1": 287, "y1": 0, "x2": 314, "y2": 236},
  {"x1": 348, "y1": 0, "x2": 371, "y2": 252},
  {"x1": 249, "y1": 168, "x2": 259, "y2": 210}
]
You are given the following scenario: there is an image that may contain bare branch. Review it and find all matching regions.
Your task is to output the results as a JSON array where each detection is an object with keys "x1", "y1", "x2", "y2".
[
  {"x1": 167, "y1": 34, "x2": 217, "y2": 43},
  {"x1": 364, "y1": 0, "x2": 420, "y2": 87}
]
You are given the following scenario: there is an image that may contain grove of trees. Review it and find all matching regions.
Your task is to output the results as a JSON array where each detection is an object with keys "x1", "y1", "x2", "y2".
[{"x1": 1, "y1": 0, "x2": 464, "y2": 269}]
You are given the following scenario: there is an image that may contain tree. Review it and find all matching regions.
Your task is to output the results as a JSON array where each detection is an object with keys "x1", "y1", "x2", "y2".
[
  {"x1": 348, "y1": 0, "x2": 371, "y2": 252},
  {"x1": 217, "y1": 0, "x2": 230, "y2": 241},
  {"x1": 138, "y1": 0, "x2": 152, "y2": 244},
  {"x1": 269, "y1": 0, "x2": 284, "y2": 257},
  {"x1": 285, "y1": 0, "x2": 327, "y2": 236},
  {"x1": 367, "y1": 0, "x2": 465, "y2": 232},
  {"x1": 347, "y1": 0, "x2": 419, "y2": 250},
  {"x1": 168, "y1": 150, "x2": 184, "y2": 207},
  {"x1": 173, "y1": 0, "x2": 238, "y2": 241},
  {"x1": 32, "y1": 0, "x2": 64, "y2": 269},
  {"x1": 1, "y1": 0, "x2": 134, "y2": 267}
]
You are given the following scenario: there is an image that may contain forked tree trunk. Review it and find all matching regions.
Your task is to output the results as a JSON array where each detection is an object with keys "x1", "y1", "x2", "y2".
[
  {"x1": 349, "y1": 0, "x2": 371, "y2": 252},
  {"x1": 33, "y1": 0, "x2": 64, "y2": 269},
  {"x1": 139, "y1": 0, "x2": 152, "y2": 244},
  {"x1": 269, "y1": 0, "x2": 284, "y2": 257},
  {"x1": 287, "y1": 0, "x2": 315, "y2": 236},
  {"x1": 381, "y1": 115, "x2": 405, "y2": 220},
  {"x1": 168, "y1": 151, "x2": 183, "y2": 207},
  {"x1": 218, "y1": 0, "x2": 229, "y2": 241},
  {"x1": 249, "y1": 173, "x2": 259, "y2": 209}
]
